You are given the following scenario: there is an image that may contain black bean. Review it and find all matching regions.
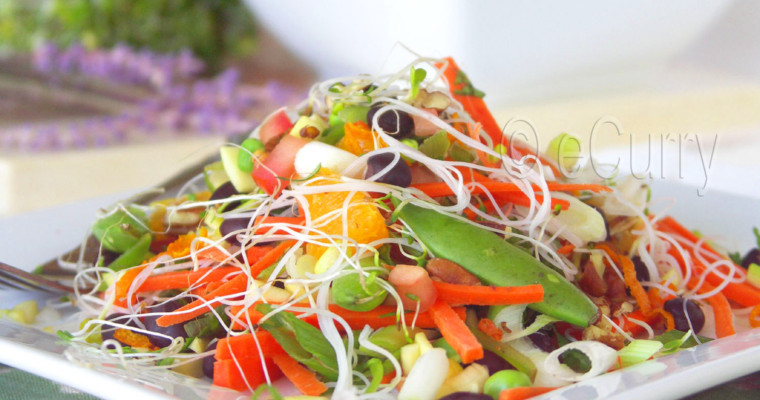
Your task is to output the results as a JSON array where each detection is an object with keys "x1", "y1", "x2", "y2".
[
  {"x1": 528, "y1": 330, "x2": 557, "y2": 353},
  {"x1": 438, "y1": 393, "x2": 492, "y2": 400},
  {"x1": 664, "y1": 298, "x2": 705, "y2": 333},
  {"x1": 364, "y1": 153, "x2": 412, "y2": 188},
  {"x1": 210, "y1": 181, "x2": 242, "y2": 211},
  {"x1": 741, "y1": 248, "x2": 760, "y2": 269},
  {"x1": 143, "y1": 300, "x2": 188, "y2": 348},
  {"x1": 631, "y1": 256, "x2": 650, "y2": 282},
  {"x1": 219, "y1": 216, "x2": 252, "y2": 246},
  {"x1": 202, "y1": 341, "x2": 218, "y2": 379},
  {"x1": 366, "y1": 105, "x2": 414, "y2": 138},
  {"x1": 471, "y1": 350, "x2": 514, "y2": 374}
]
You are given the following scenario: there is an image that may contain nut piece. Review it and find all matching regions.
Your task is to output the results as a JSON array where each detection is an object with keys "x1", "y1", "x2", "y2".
[{"x1": 426, "y1": 258, "x2": 481, "y2": 285}]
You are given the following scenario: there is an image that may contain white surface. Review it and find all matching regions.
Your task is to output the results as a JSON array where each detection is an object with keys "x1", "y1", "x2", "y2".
[
  {"x1": 245, "y1": 0, "x2": 733, "y2": 105},
  {"x1": 0, "y1": 181, "x2": 758, "y2": 399}
]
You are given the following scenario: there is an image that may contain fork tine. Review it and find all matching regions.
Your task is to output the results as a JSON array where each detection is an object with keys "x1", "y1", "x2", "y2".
[
  {"x1": 0, "y1": 262, "x2": 74, "y2": 294},
  {"x1": 0, "y1": 268, "x2": 63, "y2": 294}
]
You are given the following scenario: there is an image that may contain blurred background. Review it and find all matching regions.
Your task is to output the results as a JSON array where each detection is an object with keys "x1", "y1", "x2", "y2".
[{"x1": 1, "y1": 0, "x2": 759, "y2": 216}]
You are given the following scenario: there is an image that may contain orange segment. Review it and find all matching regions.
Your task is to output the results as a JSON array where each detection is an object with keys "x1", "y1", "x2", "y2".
[
  {"x1": 338, "y1": 121, "x2": 387, "y2": 156},
  {"x1": 304, "y1": 169, "x2": 389, "y2": 259}
]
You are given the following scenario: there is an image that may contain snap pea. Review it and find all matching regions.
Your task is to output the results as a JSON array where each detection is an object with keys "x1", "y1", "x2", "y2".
[
  {"x1": 91, "y1": 206, "x2": 149, "y2": 253},
  {"x1": 398, "y1": 203, "x2": 598, "y2": 327},
  {"x1": 107, "y1": 233, "x2": 152, "y2": 271}
]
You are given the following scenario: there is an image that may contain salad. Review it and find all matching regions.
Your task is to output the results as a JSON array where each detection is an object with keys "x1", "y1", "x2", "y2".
[{"x1": 46, "y1": 56, "x2": 760, "y2": 400}]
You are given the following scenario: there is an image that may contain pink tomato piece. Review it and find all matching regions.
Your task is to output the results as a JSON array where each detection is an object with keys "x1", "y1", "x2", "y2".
[
  {"x1": 389, "y1": 264, "x2": 438, "y2": 312},
  {"x1": 252, "y1": 135, "x2": 310, "y2": 196}
]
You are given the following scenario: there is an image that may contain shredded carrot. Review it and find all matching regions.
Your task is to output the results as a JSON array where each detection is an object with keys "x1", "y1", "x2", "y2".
[
  {"x1": 429, "y1": 300, "x2": 483, "y2": 363},
  {"x1": 249, "y1": 240, "x2": 296, "y2": 277},
  {"x1": 272, "y1": 352, "x2": 328, "y2": 396},
  {"x1": 556, "y1": 243, "x2": 575, "y2": 255},
  {"x1": 659, "y1": 220, "x2": 760, "y2": 307},
  {"x1": 411, "y1": 181, "x2": 610, "y2": 197},
  {"x1": 498, "y1": 386, "x2": 558, "y2": 400},
  {"x1": 687, "y1": 278, "x2": 735, "y2": 338},
  {"x1": 156, "y1": 273, "x2": 248, "y2": 327},
  {"x1": 115, "y1": 266, "x2": 146, "y2": 299},
  {"x1": 750, "y1": 305, "x2": 760, "y2": 328},
  {"x1": 135, "y1": 266, "x2": 240, "y2": 293},
  {"x1": 252, "y1": 216, "x2": 305, "y2": 236},
  {"x1": 478, "y1": 318, "x2": 503, "y2": 341},
  {"x1": 596, "y1": 243, "x2": 651, "y2": 314},
  {"x1": 432, "y1": 281, "x2": 544, "y2": 306},
  {"x1": 228, "y1": 303, "x2": 467, "y2": 331},
  {"x1": 648, "y1": 308, "x2": 675, "y2": 332}
]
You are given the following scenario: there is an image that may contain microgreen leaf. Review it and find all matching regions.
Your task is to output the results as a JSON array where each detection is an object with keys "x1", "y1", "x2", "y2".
[
  {"x1": 56, "y1": 330, "x2": 74, "y2": 342},
  {"x1": 256, "y1": 304, "x2": 339, "y2": 380},
  {"x1": 409, "y1": 67, "x2": 427, "y2": 99}
]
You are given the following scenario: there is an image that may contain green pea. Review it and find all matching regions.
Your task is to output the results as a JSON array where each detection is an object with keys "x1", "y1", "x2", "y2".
[
  {"x1": 331, "y1": 272, "x2": 387, "y2": 311},
  {"x1": 483, "y1": 370, "x2": 532, "y2": 400}
]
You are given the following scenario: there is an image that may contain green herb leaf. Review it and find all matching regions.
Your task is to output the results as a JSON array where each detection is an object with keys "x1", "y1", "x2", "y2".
[
  {"x1": 56, "y1": 330, "x2": 74, "y2": 342},
  {"x1": 729, "y1": 252, "x2": 743, "y2": 265},
  {"x1": 754, "y1": 227, "x2": 760, "y2": 249},
  {"x1": 654, "y1": 329, "x2": 711, "y2": 354},
  {"x1": 256, "y1": 304, "x2": 339, "y2": 380},
  {"x1": 183, "y1": 306, "x2": 228, "y2": 338},
  {"x1": 418, "y1": 130, "x2": 450, "y2": 160},
  {"x1": 409, "y1": 67, "x2": 427, "y2": 99}
]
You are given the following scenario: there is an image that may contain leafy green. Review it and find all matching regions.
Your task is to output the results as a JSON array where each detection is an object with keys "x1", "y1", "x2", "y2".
[
  {"x1": 256, "y1": 303, "x2": 339, "y2": 380},
  {"x1": 654, "y1": 330, "x2": 712, "y2": 354},
  {"x1": 418, "y1": 130, "x2": 450, "y2": 160},
  {"x1": 183, "y1": 306, "x2": 228, "y2": 338},
  {"x1": 56, "y1": 330, "x2": 74, "y2": 342},
  {"x1": 409, "y1": 67, "x2": 427, "y2": 99}
]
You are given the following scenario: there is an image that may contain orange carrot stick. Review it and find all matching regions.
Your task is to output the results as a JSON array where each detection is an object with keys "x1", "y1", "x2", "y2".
[
  {"x1": 498, "y1": 386, "x2": 558, "y2": 400},
  {"x1": 252, "y1": 216, "x2": 305, "y2": 235},
  {"x1": 687, "y1": 278, "x2": 735, "y2": 338},
  {"x1": 249, "y1": 240, "x2": 296, "y2": 277},
  {"x1": 228, "y1": 303, "x2": 467, "y2": 331},
  {"x1": 430, "y1": 300, "x2": 483, "y2": 363},
  {"x1": 432, "y1": 281, "x2": 544, "y2": 306},
  {"x1": 135, "y1": 266, "x2": 241, "y2": 293},
  {"x1": 596, "y1": 243, "x2": 652, "y2": 314},
  {"x1": 156, "y1": 273, "x2": 248, "y2": 327},
  {"x1": 215, "y1": 331, "x2": 283, "y2": 361},
  {"x1": 115, "y1": 266, "x2": 147, "y2": 299},
  {"x1": 659, "y1": 220, "x2": 760, "y2": 307},
  {"x1": 436, "y1": 57, "x2": 561, "y2": 177},
  {"x1": 213, "y1": 356, "x2": 282, "y2": 392},
  {"x1": 272, "y1": 352, "x2": 328, "y2": 396}
]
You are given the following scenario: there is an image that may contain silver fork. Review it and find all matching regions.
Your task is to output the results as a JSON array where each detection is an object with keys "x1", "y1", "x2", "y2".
[
  {"x1": 0, "y1": 148, "x2": 226, "y2": 294},
  {"x1": 0, "y1": 261, "x2": 82, "y2": 294}
]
